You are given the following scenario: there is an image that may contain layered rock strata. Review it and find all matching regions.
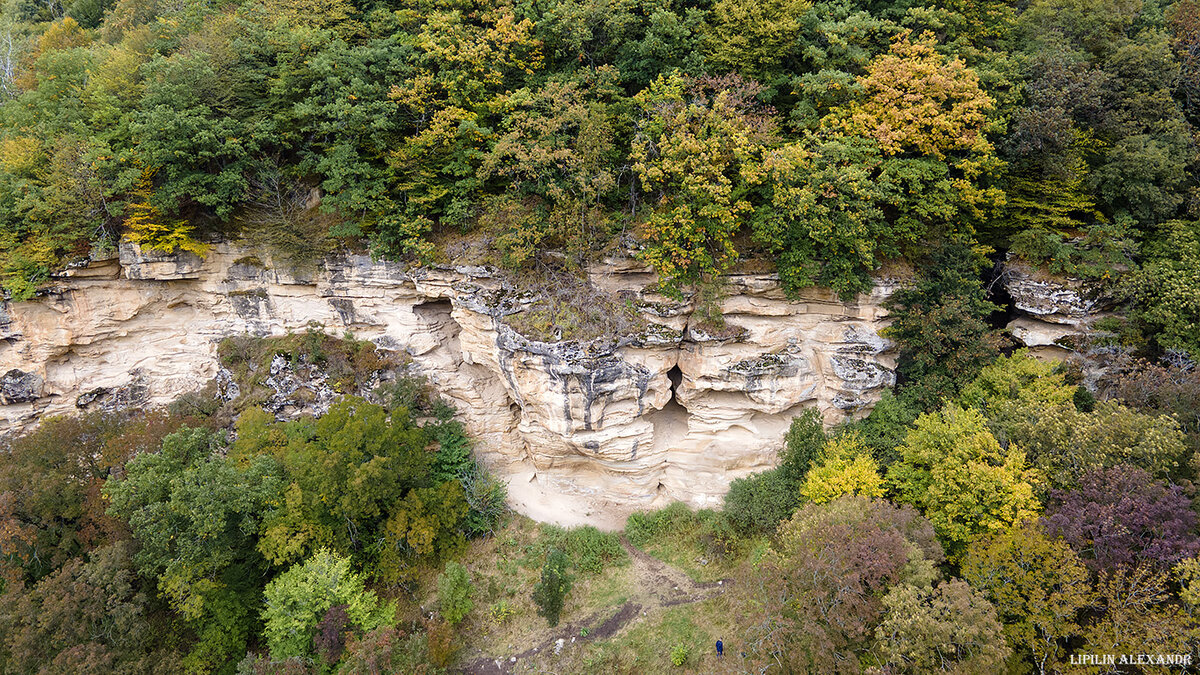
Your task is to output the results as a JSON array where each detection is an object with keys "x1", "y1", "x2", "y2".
[
  {"x1": 1002, "y1": 259, "x2": 1114, "y2": 357},
  {"x1": 0, "y1": 242, "x2": 900, "y2": 527}
]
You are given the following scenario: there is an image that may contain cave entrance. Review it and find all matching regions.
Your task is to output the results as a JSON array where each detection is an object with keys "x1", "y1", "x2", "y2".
[
  {"x1": 667, "y1": 364, "x2": 683, "y2": 398},
  {"x1": 984, "y1": 253, "x2": 1019, "y2": 335},
  {"x1": 412, "y1": 298, "x2": 458, "y2": 335},
  {"x1": 648, "y1": 364, "x2": 689, "y2": 459}
]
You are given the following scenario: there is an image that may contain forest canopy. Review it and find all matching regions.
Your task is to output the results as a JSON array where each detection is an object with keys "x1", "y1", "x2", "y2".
[{"x1": 0, "y1": 0, "x2": 1196, "y2": 332}]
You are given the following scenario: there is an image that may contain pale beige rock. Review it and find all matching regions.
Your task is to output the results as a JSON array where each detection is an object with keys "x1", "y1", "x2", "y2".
[
  {"x1": 1002, "y1": 259, "x2": 1114, "y2": 358},
  {"x1": 0, "y1": 244, "x2": 901, "y2": 528}
]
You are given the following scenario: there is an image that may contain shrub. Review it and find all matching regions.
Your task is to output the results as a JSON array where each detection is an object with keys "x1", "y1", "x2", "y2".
[
  {"x1": 489, "y1": 599, "x2": 516, "y2": 624},
  {"x1": 780, "y1": 408, "x2": 826, "y2": 482},
  {"x1": 625, "y1": 502, "x2": 699, "y2": 547},
  {"x1": 532, "y1": 549, "x2": 573, "y2": 627},
  {"x1": 566, "y1": 526, "x2": 625, "y2": 574},
  {"x1": 262, "y1": 549, "x2": 395, "y2": 660},
  {"x1": 800, "y1": 433, "x2": 885, "y2": 504},
  {"x1": 436, "y1": 561, "x2": 474, "y2": 625},
  {"x1": 670, "y1": 643, "x2": 691, "y2": 667},
  {"x1": 723, "y1": 467, "x2": 801, "y2": 535},
  {"x1": 423, "y1": 616, "x2": 456, "y2": 669},
  {"x1": 536, "y1": 525, "x2": 625, "y2": 574},
  {"x1": 338, "y1": 626, "x2": 438, "y2": 675}
]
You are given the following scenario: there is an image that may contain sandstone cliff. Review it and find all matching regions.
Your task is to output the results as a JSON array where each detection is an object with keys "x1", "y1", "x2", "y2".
[
  {"x1": 1002, "y1": 258, "x2": 1115, "y2": 358},
  {"x1": 0, "y1": 243, "x2": 907, "y2": 527}
]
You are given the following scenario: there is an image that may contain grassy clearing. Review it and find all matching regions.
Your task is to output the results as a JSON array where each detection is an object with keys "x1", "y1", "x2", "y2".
[
  {"x1": 528, "y1": 593, "x2": 752, "y2": 674},
  {"x1": 408, "y1": 515, "x2": 634, "y2": 664},
  {"x1": 627, "y1": 502, "x2": 766, "y2": 583},
  {"x1": 391, "y1": 503, "x2": 771, "y2": 673}
]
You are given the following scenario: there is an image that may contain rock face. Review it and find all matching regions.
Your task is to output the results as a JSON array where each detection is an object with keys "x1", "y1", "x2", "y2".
[
  {"x1": 1003, "y1": 259, "x2": 1113, "y2": 357},
  {"x1": 0, "y1": 241, "x2": 900, "y2": 527}
]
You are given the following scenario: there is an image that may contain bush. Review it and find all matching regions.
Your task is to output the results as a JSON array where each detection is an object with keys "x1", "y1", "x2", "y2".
[
  {"x1": 670, "y1": 643, "x2": 691, "y2": 667},
  {"x1": 436, "y1": 561, "x2": 474, "y2": 625},
  {"x1": 338, "y1": 626, "x2": 441, "y2": 675},
  {"x1": 780, "y1": 409, "x2": 826, "y2": 481},
  {"x1": 532, "y1": 549, "x2": 573, "y2": 627},
  {"x1": 262, "y1": 549, "x2": 395, "y2": 660},
  {"x1": 489, "y1": 599, "x2": 516, "y2": 624},
  {"x1": 837, "y1": 391, "x2": 921, "y2": 469},
  {"x1": 883, "y1": 241, "x2": 1003, "y2": 411},
  {"x1": 723, "y1": 468, "x2": 801, "y2": 535},
  {"x1": 800, "y1": 433, "x2": 885, "y2": 504},
  {"x1": 538, "y1": 525, "x2": 626, "y2": 574},
  {"x1": 424, "y1": 616, "x2": 456, "y2": 669}
]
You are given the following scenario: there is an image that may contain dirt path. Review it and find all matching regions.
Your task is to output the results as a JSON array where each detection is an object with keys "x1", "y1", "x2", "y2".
[{"x1": 460, "y1": 537, "x2": 731, "y2": 674}]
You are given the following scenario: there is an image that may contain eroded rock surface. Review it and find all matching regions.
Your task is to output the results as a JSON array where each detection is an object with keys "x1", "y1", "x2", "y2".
[
  {"x1": 1003, "y1": 259, "x2": 1114, "y2": 356},
  {"x1": 0, "y1": 242, "x2": 901, "y2": 527}
]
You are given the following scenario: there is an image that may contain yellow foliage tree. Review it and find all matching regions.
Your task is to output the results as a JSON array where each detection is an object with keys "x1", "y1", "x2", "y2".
[
  {"x1": 831, "y1": 31, "x2": 995, "y2": 160},
  {"x1": 16, "y1": 17, "x2": 91, "y2": 91},
  {"x1": 705, "y1": 0, "x2": 813, "y2": 81},
  {"x1": 123, "y1": 167, "x2": 209, "y2": 256},
  {"x1": 801, "y1": 432, "x2": 886, "y2": 503}
]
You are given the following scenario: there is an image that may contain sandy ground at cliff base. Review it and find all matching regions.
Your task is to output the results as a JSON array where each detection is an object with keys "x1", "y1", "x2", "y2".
[{"x1": 504, "y1": 469, "x2": 637, "y2": 531}]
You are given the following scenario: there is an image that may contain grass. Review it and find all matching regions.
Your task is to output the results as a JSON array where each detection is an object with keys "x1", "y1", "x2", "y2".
[
  {"x1": 391, "y1": 506, "x2": 768, "y2": 673},
  {"x1": 563, "y1": 595, "x2": 752, "y2": 674},
  {"x1": 412, "y1": 516, "x2": 636, "y2": 663},
  {"x1": 627, "y1": 502, "x2": 762, "y2": 583}
]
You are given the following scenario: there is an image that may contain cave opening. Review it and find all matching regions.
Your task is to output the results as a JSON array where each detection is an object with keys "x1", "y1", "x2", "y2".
[
  {"x1": 984, "y1": 253, "x2": 1019, "y2": 335},
  {"x1": 412, "y1": 298, "x2": 457, "y2": 334},
  {"x1": 666, "y1": 364, "x2": 683, "y2": 399}
]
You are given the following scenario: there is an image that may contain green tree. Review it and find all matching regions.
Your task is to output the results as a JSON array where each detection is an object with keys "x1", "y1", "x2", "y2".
[
  {"x1": 103, "y1": 427, "x2": 285, "y2": 673},
  {"x1": 993, "y1": 399, "x2": 1187, "y2": 488},
  {"x1": 883, "y1": 241, "x2": 1002, "y2": 410},
  {"x1": 261, "y1": 548, "x2": 395, "y2": 661},
  {"x1": 723, "y1": 468, "x2": 801, "y2": 535},
  {"x1": 704, "y1": 0, "x2": 812, "y2": 84},
  {"x1": 244, "y1": 398, "x2": 442, "y2": 568},
  {"x1": 1124, "y1": 221, "x2": 1200, "y2": 359},
  {"x1": 780, "y1": 408, "x2": 827, "y2": 481},
  {"x1": 875, "y1": 580, "x2": 1010, "y2": 674},
  {"x1": 962, "y1": 522, "x2": 1093, "y2": 674},
  {"x1": 532, "y1": 549, "x2": 573, "y2": 628},
  {"x1": 436, "y1": 561, "x2": 474, "y2": 626},
  {"x1": 889, "y1": 405, "x2": 1041, "y2": 559}
]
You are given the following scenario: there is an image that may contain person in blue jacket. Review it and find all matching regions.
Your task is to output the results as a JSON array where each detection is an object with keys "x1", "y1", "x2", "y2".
[{"x1": 716, "y1": 639, "x2": 724, "y2": 657}]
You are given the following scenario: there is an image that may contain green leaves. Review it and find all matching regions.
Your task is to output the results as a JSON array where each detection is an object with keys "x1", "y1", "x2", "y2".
[
  {"x1": 262, "y1": 548, "x2": 394, "y2": 661},
  {"x1": 632, "y1": 72, "x2": 775, "y2": 294},
  {"x1": 103, "y1": 426, "x2": 285, "y2": 671},
  {"x1": 532, "y1": 549, "x2": 573, "y2": 627},
  {"x1": 888, "y1": 406, "x2": 1042, "y2": 559},
  {"x1": 436, "y1": 561, "x2": 474, "y2": 625}
]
